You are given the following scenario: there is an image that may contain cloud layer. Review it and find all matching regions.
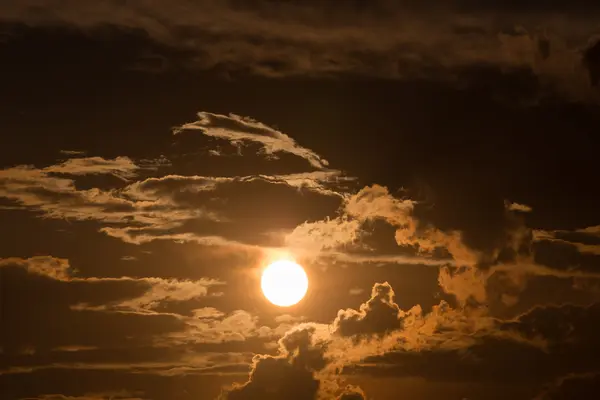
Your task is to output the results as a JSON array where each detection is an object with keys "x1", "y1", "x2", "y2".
[{"x1": 2, "y1": 0, "x2": 600, "y2": 102}]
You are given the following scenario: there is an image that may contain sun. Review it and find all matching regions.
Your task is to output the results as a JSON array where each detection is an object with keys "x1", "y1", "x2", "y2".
[{"x1": 261, "y1": 260, "x2": 308, "y2": 307}]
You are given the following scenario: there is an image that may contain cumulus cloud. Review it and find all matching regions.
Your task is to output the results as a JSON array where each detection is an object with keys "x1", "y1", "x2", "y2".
[
  {"x1": 282, "y1": 184, "x2": 454, "y2": 266},
  {"x1": 322, "y1": 285, "x2": 600, "y2": 390},
  {"x1": 344, "y1": 185, "x2": 414, "y2": 226},
  {"x1": 336, "y1": 386, "x2": 366, "y2": 400},
  {"x1": 279, "y1": 178, "x2": 587, "y2": 309},
  {"x1": 326, "y1": 282, "x2": 496, "y2": 362},
  {"x1": 220, "y1": 281, "x2": 599, "y2": 398},
  {"x1": 333, "y1": 282, "x2": 403, "y2": 338},
  {"x1": 221, "y1": 324, "x2": 363, "y2": 400},
  {"x1": 174, "y1": 112, "x2": 329, "y2": 169}
]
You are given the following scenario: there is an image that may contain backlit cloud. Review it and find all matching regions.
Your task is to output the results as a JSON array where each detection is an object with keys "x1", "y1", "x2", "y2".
[{"x1": 174, "y1": 112, "x2": 329, "y2": 169}]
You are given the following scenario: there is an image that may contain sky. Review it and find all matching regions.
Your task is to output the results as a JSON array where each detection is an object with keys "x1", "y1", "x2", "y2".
[{"x1": 1, "y1": 1, "x2": 600, "y2": 399}]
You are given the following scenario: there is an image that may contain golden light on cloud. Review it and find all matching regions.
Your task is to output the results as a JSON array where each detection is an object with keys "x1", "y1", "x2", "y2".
[{"x1": 261, "y1": 260, "x2": 308, "y2": 307}]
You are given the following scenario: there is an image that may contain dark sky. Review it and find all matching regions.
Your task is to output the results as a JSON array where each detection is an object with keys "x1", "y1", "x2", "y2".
[{"x1": 1, "y1": 1, "x2": 600, "y2": 399}]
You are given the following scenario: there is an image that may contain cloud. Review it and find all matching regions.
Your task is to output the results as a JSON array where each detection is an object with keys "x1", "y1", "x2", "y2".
[
  {"x1": 124, "y1": 170, "x2": 348, "y2": 204},
  {"x1": 44, "y1": 156, "x2": 142, "y2": 180},
  {"x1": 221, "y1": 324, "x2": 364, "y2": 400},
  {"x1": 0, "y1": 161, "x2": 204, "y2": 227},
  {"x1": 506, "y1": 201, "x2": 533, "y2": 213},
  {"x1": 164, "y1": 310, "x2": 276, "y2": 346},
  {"x1": 22, "y1": 391, "x2": 146, "y2": 400},
  {"x1": 336, "y1": 386, "x2": 366, "y2": 400},
  {"x1": 174, "y1": 112, "x2": 329, "y2": 169},
  {"x1": 0, "y1": 257, "x2": 281, "y2": 378},
  {"x1": 22, "y1": 390, "x2": 146, "y2": 400},
  {"x1": 338, "y1": 295, "x2": 600, "y2": 387},
  {"x1": 282, "y1": 184, "x2": 453, "y2": 266},
  {"x1": 1, "y1": 256, "x2": 223, "y2": 315},
  {"x1": 0, "y1": 149, "x2": 348, "y2": 247},
  {"x1": 285, "y1": 217, "x2": 362, "y2": 256},
  {"x1": 340, "y1": 187, "x2": 600, "y2": 308},
  {"x1": 326, "y1": 287, "x2": 497, "y2": 365},
  {"x1": 91, "y1": 277, "x2": 224, "y2": 315},
  {"x1": 1, "y1": 352, "x2": 251, "y2": 377},
  {"x1": 220, "y1": 281, "x2": 600, "y2": 398},
  {"x1": 333, "y1": 282, "x2": 403, "y2": 338},
  {"x1": 52, "y1": 346, "x2": 98, "y2": 353},
  {"x1": 535, "y1": 372, "x2": 600, "y2": 399},
  {"x1": 534, "y1": 227, "x2": 600, "y2": 256},
  {"x1": 344, "y1": 185, "x2": 414, "y2": 226},
  {"x1": 0, "y1": 256, "x2": 72, "y2": 281},
  {"x1": 2, "y1": 1, "x2": 599, "y2": 101},
  {"x1": 437, "y1": 265, "x2": 487, "y2": 305},
  {"x1": 59, "y1": 150, "x2": 87, "y2": 156},
  {"x1": 3, "y1": 115, "x2": 575, "y2": 319}
]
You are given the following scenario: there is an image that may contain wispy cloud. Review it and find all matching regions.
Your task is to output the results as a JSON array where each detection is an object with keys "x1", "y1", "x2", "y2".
[
  {"x1": 0, "y1": 256, "x2": 224, "y2": 315},
  {"x1": 534, "y1": 227, "x2": 600, "y2": 255},
  {"x1": 59, "y1": 150, "x2": 87, "y2": 156},
  {"x1": 506, "y1": 201, "x2": 533, "y2": 213},
  {"x1": 174, "y1": 112, "x2": 329, "y2": 169},
  {"x1": 22, "y1": 391, "x2": 146, "y2": 400},
  {"x1": 44, "y1": 156, "x2": 142, "y2": 180},
  {"x1": 0, "y1": 150, "x2": 348, "y2": 247}
]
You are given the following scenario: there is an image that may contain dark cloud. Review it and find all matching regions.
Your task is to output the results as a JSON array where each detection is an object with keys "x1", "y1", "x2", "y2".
[
  {"x1": 218, "y1": 282, "x2": 600, "y2": 399},
  {"x1": 0, "y1": 263, "x2": 180, "y2": 353},
  {"x1": 0, "y1": 148, "x2": 347, "y2": 249},
  {"x1": 336, "y1": 386, "x2": 366, "y2": 400},
  {"x1": 583, "y1": 39, "x2": 600, "y2": 87},
  {"x1": 535, "y1": 372, "x2": 600, "y2": 400},
  {"x1": 0, "y1": 256, "x2": 260, "y2": 366},
  {"x1": 221, "y1": 324, "x2": 359, "y2": 400},
  {"x1": 225, "y1": 355, "x2": 320, "y2": 400},
  {"x1": 2, "y1": 1, "x2": 600, "y2": 103},
  {"x1": 333, "y1": 282, "x2": 403, "y2": 338},
  {"x1": 347, "y1": 301, "x2": 600, "y2": 388},
  {"x1": 0, "y1": 368, "x2": 236, "y2": 400}
]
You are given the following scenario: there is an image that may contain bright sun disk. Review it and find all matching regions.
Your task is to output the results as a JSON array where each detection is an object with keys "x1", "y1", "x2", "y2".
[{"x1": 261, "y1": 260, "x2": 308, "y2": 307}]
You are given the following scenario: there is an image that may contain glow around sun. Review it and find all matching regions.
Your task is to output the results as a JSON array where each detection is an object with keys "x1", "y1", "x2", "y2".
[{"x1": 261, "y1": 260, "x2": 308, "y2": 307}]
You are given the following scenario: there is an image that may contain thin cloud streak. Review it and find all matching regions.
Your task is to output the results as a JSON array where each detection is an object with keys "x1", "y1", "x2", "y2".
[{"x1": 174, "y1": 112, "x2": 329, "y2": 169}]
